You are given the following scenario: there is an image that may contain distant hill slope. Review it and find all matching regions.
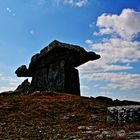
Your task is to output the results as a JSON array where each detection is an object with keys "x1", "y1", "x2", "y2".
[{"x1": 0, "y1": 92, "x2": 140, "y2": 140}]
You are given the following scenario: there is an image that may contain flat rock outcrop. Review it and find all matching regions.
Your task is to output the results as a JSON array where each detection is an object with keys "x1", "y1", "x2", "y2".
[
  {"x1": 15, "y1": 40, "x2": 100, "y2": 95},
  {"x1": 107, "y1": 105, "x2": 140, "y2": 124}
]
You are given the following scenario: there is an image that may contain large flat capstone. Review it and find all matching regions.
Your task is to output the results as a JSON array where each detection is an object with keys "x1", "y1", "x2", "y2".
[{"x1": 15, "y1": 40, "x2": 100, "y2": 95}]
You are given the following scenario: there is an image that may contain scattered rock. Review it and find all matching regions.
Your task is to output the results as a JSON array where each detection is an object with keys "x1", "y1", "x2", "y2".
[
  {"x1": 78, "y1": 126, "x2": 96, "y2": 131},
  {"x1": 63, "y1": 115, "x2": 76, "y2": 120},
  {"x1": 93, "y1": 130, "x2": 100, "y2": 135},
  {"x1": 95, "y1": 130, "x2": 140, "y2": 140},
  {"x1": 78, "y1": 125, "x2": 96, "y2": 135},
  {"x1": 82, "y1": 131, "x2": 93, "y2": 134},
  {"x1": 90, "y1": 114, "x2": 97, "y2": 120},
  {"x1": 69, "y1": 136, "x2": 81, "y2": 140},
  {"x1": 117, "y1": 130, "x2": 126, "y2": 137},
  {"x1": 126, "y1": 131, "x2": 140, "y2": 140},
  {"x1": 96, "y1": 130, "x2": 118, "y2": 139}
]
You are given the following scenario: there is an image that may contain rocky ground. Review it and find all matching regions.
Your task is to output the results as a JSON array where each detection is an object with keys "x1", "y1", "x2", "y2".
[{"x1": 0, "y1": 91, "x2": 140, "y2": 140}]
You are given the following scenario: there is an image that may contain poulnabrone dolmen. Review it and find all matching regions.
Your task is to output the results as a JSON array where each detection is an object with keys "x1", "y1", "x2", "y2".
[{"x1": 15, "y1": 40, "x2": 100, "y2": 96}]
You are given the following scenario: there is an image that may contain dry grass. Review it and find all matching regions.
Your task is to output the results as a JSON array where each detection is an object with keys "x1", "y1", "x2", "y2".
[{"x1": 0, "y1": 92, "x2": 139, "y2": 139}]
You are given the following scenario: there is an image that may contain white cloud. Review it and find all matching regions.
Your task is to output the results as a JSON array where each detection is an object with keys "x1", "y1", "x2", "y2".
[
  {"x1": 81, "y1": 85, "x2": 89, "y2": 90},
  {"x1": 35, "y1": 0, "x2": 88, "y2": 7},
  {"x1": 80, "y1": 85, "x2": 90, "y2": 96},
  {"x1": 6, "y1": 8, "x2": 12, "y2": 13},
  {"x1": 94, "y1": 8, "x2": 140, "y2": 40},
  {"x1": 0, "y1": 74, "x2": 26, "y2": 92},
  {"x1": 81, "y1": 8, "x2": 140, "y2": 92},
  {"x1": 91, "y1": 38, "x2": 140, "y2": 63},
  {"x1": 80, "y1": 39, "x2": 140, "y2": 90},
  {"x1": 6, "y1": 7, "x2": 16, "y2": 16},
  {"x1": 101, "y1": 73, "x2": 140, "y2": 90},
  {"x1": 64, "y1": 0, "x2": 88, "y2": 7},
  {"x1": 98, "y1": 91, "x2": 112, "y2": 96},
  {"x1": 80, "y1": 72, "x2": 140, "y2": 90},
  {"x1": 85, "y1": 39, "x2": 93, "y2": 44},
  {"x1": 0, "y1": 87, "x2": 16, "y2": 93},
  {"x1": 79, "y1": 61, "x2": 133, "y2": 74}
]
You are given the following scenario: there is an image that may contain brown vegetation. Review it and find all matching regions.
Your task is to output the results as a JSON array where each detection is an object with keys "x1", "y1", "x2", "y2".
[{"x1": 0, "y1": 92, "x2": 140, "y2": 139}]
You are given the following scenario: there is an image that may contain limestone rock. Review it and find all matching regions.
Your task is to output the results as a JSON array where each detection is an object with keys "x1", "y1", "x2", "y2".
[
  {"x1": 107, "y1": 105, "x2": 140, "y2": 124},
  {"x1": 15, "y1": 40, "x2": 100, "y2": 95},
  {"x1": 126, "y1": 132, "x2": 140, "y2": 140}
]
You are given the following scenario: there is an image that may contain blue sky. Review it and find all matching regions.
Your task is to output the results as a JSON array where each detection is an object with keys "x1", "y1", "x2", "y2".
[{"x1": 0, "y1": 0, "x2": 140, "y2": 101}]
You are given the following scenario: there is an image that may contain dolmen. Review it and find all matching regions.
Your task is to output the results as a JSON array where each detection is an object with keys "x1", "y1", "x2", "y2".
[{"x1": 15, "y1": 40, "x2": 100, "y2": 95}]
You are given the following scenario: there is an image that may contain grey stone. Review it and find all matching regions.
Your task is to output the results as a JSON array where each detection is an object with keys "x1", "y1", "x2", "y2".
[
  {"x1": 15, "y1": 40, "x2": 100, "y2": 95},
  {"x1": 78, "y1": 126, "x2": 87, "y2": 130},
  {"x1": 82, "y1": 131, "x2": 93, "y2": 134},
  {"x1": 90, "y1": 114, "x2": 97, "y2": 119},
  {"x1": 101, "y1": 131, "x2": 110, "y2": 136},
  {"x1": 117, "y1": 130, "x2": 126, "y2": 137},
  {"x1": 63, "y1": 114, "x2": 76, "y2": 120},
  {"x1": 107, "y1": 105, "x2": 140, "y2": 123},
  {"x1": 126, "y1": 131, "x2": 140, "y2": 140},
  {"x1": 78, "y1": 126, "x2": 96, "y2": 131},
  {"x1": 95, "y1": 130, "x2": 140, "y2": 139},
  {"x1": 93, "y1": 130, "x2": 100, "y2": 135}
]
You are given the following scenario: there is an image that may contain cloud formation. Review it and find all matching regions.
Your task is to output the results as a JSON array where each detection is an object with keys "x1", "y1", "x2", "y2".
[
  {"x1": 81, "y1": 72, "x2": 140, "y2": 90},
  {"x1": 0, "y1": 87, "x2": 16, "y2": 93},
  {"x1": 64, "y1": 0, "x2": 88, "y2": 7},
  {"x1": 0, "y1": 74, "x2": 26, "y2": 92},
  {"x1": 6, "y1": 7, "x2": 16, "y2": 16},
  {"x1": 94, "y1": 9, "x2": 140, "y2": 40},
  {"x1": 80, "y1": 8, "x2": 140, "y2": 92},
  {"x1": 91, "y1": 38, "x2": 140, "y2": 63},
  {"x1": 35, "y1": 0, "x2": 88, "y2": 7}
]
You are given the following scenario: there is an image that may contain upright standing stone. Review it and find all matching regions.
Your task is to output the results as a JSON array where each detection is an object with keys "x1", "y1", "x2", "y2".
[{"x1": 15, "y1": 40, "x2": 100, "y2": 95}]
